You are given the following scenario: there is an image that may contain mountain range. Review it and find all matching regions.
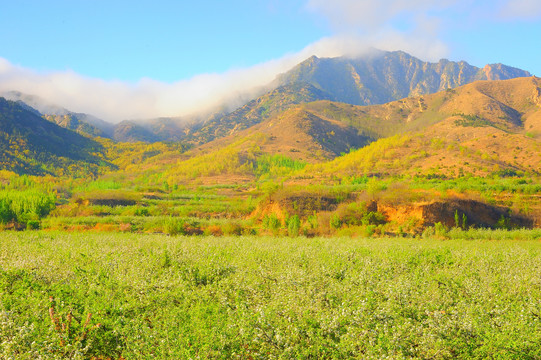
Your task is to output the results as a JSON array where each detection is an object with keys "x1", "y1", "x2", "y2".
[
  {"x1": 141, "y1": 76, "x2": 540, "y2": 182},
  {"x1": 3, "y1": 50, "x2": 531, "y2": 144},
  {"x1": 0, "y1": 49, "x2": 537, "y2": 177},
  {"x1": 277, "y1": 50, "x2": 530, "y2": 105},
  {"x1": 156, "y1": 50, "x2": 531, "y2": 145}
]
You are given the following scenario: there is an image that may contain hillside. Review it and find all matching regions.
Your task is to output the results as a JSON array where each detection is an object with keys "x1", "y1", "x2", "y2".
[
  {"x1": 112, "y1": 115, "x2": 211, "y2": 143},
  {"x1": 3, "y1": 78, "x2": 541, "y2": 235},
  {"x1": 175, "y1": 51, "x2": 530, "y2": 146},
  {"x1": 60, "y1": 50, "x2": 531, "y2": 145},
  {"x1": 192, "y1": 106, "x2": 372, "y2": 162},
  {"x1": 113, "y1": 121, "x2": 163, "y2": 143},
  {"x1": 42, "y1": 114, "x2": 109, "y2": 138},
  {"x1": 3, "y1": 76, "x2": 539, "y2": 180},
  {"x1": 305, "y1": 77, "x2": 541, "y2": 178},
  {"x1": 1, "y1": 91, "x2": 114, "y2": 138},
  {"x1": 105, "y1": 76, "x2": 541, "y2": 184},
  {"x1": 0, "y1": 97, "x2": 113, "y2": 176},
  {"x1": 182, "y1": 83, "x2": 334, "y2": 144},
  {"x1": 109, "y1": 105, "x2": 370, "y2": 186}
]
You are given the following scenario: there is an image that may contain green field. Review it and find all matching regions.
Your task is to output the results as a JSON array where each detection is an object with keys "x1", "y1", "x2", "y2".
[{"x1": 1, "y1": 232, "x2": 541, "y2": 359}]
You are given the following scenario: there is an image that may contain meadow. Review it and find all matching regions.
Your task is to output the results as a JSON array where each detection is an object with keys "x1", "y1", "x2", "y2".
[{"x1": 1, "y1": 231, "x2": 541, "y2": 359}]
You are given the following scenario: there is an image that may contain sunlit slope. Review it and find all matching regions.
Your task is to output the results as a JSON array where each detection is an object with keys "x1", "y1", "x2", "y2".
[
  {"x1": 304, "y1": 77, "x2": 541, "y2": 177},
  {"x1": 114, "y1": 77, "x2": 541, "y2": 182},
  {"x1": 195, "y1": 106, "x2": 372, "y2": 161},
  {"x1": 104, "y1": 51, "x2": 532, "y2": 145},
  {"x1": 118, "y1": 105, "x2": 371, "y2": 183}
]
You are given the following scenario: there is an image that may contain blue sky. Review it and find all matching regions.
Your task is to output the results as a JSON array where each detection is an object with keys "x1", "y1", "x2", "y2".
[
  {"x1": 1, "y1": 0, "x2": 325, "y2": 81},
  {"x1": 0, "y1": 0, "x2": 540, "y2": 121}
]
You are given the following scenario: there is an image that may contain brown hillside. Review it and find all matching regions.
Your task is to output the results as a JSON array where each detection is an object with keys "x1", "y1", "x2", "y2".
[
  {"x1": 305, "y1": 77, "x2": 541, "y2": 177},
  {"x1": 110, "y1": 77, "x2": 541, "y2": 181},
  {"x1": 304, "y1": 76, "x2": 541, "y2": 136},
  {"x1": 192, "y1": 106, "x2": 371, "y2": 163},
  {"x1": 120, "y1": 105, "x2": 371, "y2": 184}
]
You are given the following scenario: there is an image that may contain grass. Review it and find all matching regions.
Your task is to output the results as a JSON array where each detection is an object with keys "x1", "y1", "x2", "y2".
[{"x1": 1, "y1": 232, "x2": 541, "y2": 359}]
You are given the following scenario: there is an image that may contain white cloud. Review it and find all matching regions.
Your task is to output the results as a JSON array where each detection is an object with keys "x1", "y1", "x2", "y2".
[
  {"x1": 0, "y1": 34, "x2": 447, "y2": 123},
  {"x1": 0, "y1": 0, "x2": 468, "y2": 124},
  {"x1": 306, "y1": 0, "x2": 454, "y2": 31},
  {"x1": 304, "y1": 0, "x2": 541, "y2": 63},
  {"x1": 3, "y1": 0, "x2": 534, "y2": 123},
  {"x1": 306, "y1": 0, "x2": 541, "y2": 31},
  {"x1": 497, "y1": 0, "x2": 541, "y2": 19},
  {"x1": 304, "y1": 0, "x2": 455, "y2": 62},
  {"x1": 0, "y1": 56, "x2": 294, "y2": 122}
]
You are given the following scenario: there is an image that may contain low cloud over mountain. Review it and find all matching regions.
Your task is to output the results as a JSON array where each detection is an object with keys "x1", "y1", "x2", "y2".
[{"x1": 1, "y1": 0, "x2": 539, "y2": 123}]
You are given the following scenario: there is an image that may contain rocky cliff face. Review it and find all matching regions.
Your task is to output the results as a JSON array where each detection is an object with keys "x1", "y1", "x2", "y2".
[{"x1": 277, "y1": 50, "x2": 531, "y2": 106}]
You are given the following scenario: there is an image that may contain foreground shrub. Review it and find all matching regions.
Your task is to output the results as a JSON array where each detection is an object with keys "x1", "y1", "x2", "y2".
[
  {"x1": 286, "y1": 214, "x2": 301, "y2": 237},
  {"x1": 0, "y1": 189, "x2": 56, "y2": 226},
  {"x1": 262, "y1": 213, "x2": 282, "y2": 235},
  {"x1": 162, "y1": 217, "x2": 201, "y2": 235},
  {"x1": 163, "y1": 217, "x2": 187, "y2": 235}
]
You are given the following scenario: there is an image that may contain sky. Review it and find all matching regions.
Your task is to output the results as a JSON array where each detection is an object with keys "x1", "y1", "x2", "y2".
[{"x1": 0, "y1": 0, "x2": 540, "y2": 122}]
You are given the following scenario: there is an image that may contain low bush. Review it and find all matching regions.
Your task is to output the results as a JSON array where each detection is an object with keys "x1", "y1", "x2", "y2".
[
  {"x1": 163, "y1": 217, "x2": 187, "y2": 235},
  {"x1": 221, "y1": 222, "x2": 243, "y2": 236},
  {"x1": 262, "y1": 213, "x2": 282, "y2": 234},
  {"x1": 0, "y1": 189, "x2": 56, "y2": 226},
  {"x1": 286, "y1": 214, "x2": 301, "y2": 237},
  {"x1": 204, "y1": 224, "x2": 223, "y2": 237}
]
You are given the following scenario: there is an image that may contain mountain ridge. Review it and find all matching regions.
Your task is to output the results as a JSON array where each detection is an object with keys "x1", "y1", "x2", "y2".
[
  {"x1": 171, "y1": 50, "x2": 531, "y2": 145},
  {"x1": 277, "y1": 50, "x2": 531, "y2": 106},
  {"x1": 1, "y1": 50, "x2": 534, "y2": 148},
  {"x1": 0, "y1": 97, "x2": 113, "y2": 176},
  {"x1": 1, "y1": 91, "x2": 114, "y2": 138}
]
